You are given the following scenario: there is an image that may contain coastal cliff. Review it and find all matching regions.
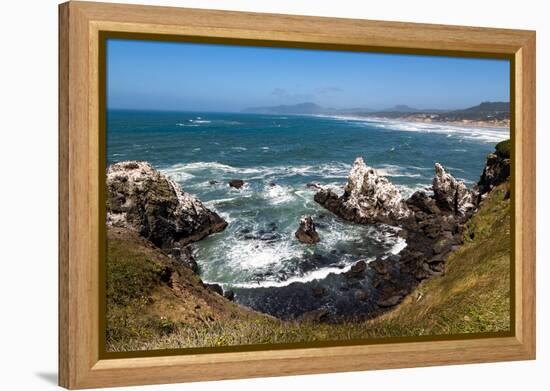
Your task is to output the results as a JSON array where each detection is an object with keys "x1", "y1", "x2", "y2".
[
  {"x1": 107, "y1": 161, "x2": 227, "y2": 270},
  {"x1": 105, "y1": 161, "x2": 275, "y2": 350},
  {"x1": 107, "y1": 161, "x2": 227, "y2": 249},
  {"x1": 106, "y1": 227, "x2": 274, "y2": 351},
  {"x1": 106, "y1": 141, "x2": 511, "y2": 350}
]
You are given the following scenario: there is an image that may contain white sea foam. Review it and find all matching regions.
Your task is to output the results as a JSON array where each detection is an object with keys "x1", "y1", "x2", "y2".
[
  {"x1": 367, "y1": 119, "x2": 509, "y2": 143},
  {"x1": 217, "y1": 233, "x2": 407, "y2": 289},
  {"x1": 223, "y1": 238, "x2": 301, "y2": 271},
  {"x1": 377, "y1": 164, "x2": 422, "y2": 178},
  {"x1": 264, "y1": 184, "x2": 294, "y2": 205},
  {"x1": 225, "y1": 265, "x2": 353, "y2": 289},
  {"x1": 160, "y1": 161, "x2": 353, "y2": 183},
  {"x1": 163, "y1": 161, "x2": 262, "y2": 174},
  {"x1": 315, "y1": 114, "x2": 509, "y2": 143},
  {"x1": 162, "y1": 160, "x2": 425, "y2": 186},
  {"x1": 231, "y1": 146, "x2": 248, "y2": 151},
  {"x1": 395, "y1": 183, "x2": 430, "y2": 198},
  {"x1": 198, "y1": 218, "x2": 408, "y2": 289},
  {"x1": 389, "y1": 235, "x2": 407, "y2": 255},
  {"x1": 158, "y1": 167, "x2": 195, "y2": 182},
  {"x1": 176, "y1": 123, "x2": 200, "y2": 127},
  {"x1": 203, "y1": 196, "x2": 251, "y2": 207}
]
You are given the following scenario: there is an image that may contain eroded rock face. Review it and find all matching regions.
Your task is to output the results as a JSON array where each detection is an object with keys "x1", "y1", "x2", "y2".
[
  {"x1": 106, "y1": 161, "x2": 227, "y2": 250},
  {"x1": 406, "y1": 190, "x2": 441, "y2": 215},
  {"x1": 478, "y1": 148, "x2": 510, "y2": 196},
  {"x1": 432, "y1": 163, "x2": 475, "y2": 217},
  {"x1": 295, "y1": 215, "x2": 320, "y2": 244},
  {"x1": 314, "y1": 157, "x2": 410, "y2": 225}
]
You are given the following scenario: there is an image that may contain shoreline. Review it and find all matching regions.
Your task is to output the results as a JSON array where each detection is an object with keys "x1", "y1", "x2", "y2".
[
  {"x1": 313, "y1": 113, "x2": 510, "y2": 131},
  {"x1": 105, "y1": 139, "x2": 511, "y2": 349}
]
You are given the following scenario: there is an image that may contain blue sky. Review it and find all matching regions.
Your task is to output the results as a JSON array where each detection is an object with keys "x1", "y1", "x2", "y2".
[{"x1": 107, "y1": 39, "x2": 510, "y2": 112}]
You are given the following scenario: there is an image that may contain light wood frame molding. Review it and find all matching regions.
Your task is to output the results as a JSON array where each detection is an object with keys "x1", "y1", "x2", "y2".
[{"x1": 59, "y1": 1, "x2": 536, "y2": 389}]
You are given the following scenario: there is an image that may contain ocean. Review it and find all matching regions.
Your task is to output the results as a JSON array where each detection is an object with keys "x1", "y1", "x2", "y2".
[{"x1": 106, "y1": 109, "x2": 509, "y2": 292}]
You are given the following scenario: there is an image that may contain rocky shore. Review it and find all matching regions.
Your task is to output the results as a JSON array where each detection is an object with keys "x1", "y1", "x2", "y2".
[
  {"x1": 106, "y1": 161, "x2": 231, "y2": 292},
  {"x1": 106, "y1": 140, "x2": 510, "y2": 324},
  {"x1": 235, "y1": 140, "x2": 510, "y2": 321}
]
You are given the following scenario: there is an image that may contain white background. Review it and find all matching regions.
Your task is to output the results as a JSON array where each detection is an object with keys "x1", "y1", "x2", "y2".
[{"x1": 0, "y1": 0, "x2": 547, "y2": 389}]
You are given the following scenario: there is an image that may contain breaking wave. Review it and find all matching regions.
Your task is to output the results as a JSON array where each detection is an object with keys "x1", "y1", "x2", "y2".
[{"x1": 317, "y1": 115, "x2": 509, "y2": 143}]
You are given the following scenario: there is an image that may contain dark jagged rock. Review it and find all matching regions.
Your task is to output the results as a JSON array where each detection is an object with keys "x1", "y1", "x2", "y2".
[
  {"x1": 229, "y1": 179, "x2": 245, "y2": 189},
  {"x1": 369, "y1": 258, "x2": 390, "y2": 275},
  {"x1": 295, "y1": 215, "x2": 320, "y2": 244},
  {"x1": 478, "y1": 141, "x2": 511, "y2": 196},
  {"x1": 314, "y1": 157, "x2": 410, "y2": 225},
  {"x1": 433, "y1": 163, "x2": 476, "y2": 216},
  {"x1": 347, "y1": 260, "x2": 367, "y2": 277},
  {"x1": 223, "y1": 290, "x2": 235, "y2": 301},
  {"x1": 312, "y1": 286, "x2": 326, "y2": 298},
  {"x1": 354, "y1": 290, "x2": 369, "y2": 301},
  {"x1": 306, "y1": 182, "x2": 322, "y2": 190},
  {"x1": 406, "y1": 190, "x2": 441, "y2": 215},
  {"x1": 106, "y1": 161, "x2": 227, "y2": 252},
  {"x1": 170, "y1": 246, "x2": 198, "y2": 273},
  {"x1": 205, "y1": 283, "x2": 223, "y2": 296}
]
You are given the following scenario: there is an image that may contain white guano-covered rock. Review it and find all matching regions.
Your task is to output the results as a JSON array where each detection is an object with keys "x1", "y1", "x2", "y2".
[
  {"x1": 432, "y1": 163, "x2": 475, "y2": 216},
  {"x1": 314, "y1": 157, "x2": 410, "y2": 225},
  {"x1": 106, "y1": 161, "x2": 227, "y2": 249}
]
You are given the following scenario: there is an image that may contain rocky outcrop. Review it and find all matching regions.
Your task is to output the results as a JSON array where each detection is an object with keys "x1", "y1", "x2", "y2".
[
  {"x1": 169, "y1": 246, "x2": 199, "y2": 273},
  {"x1": 314, "y1": 157, "x2": 410, "y2": 225},
  {"x1": 229, "y1": 179, "x2": 245, "y2": 189},
  {"x1": 106, "y1": 161, "x2": 227, "y2": 254},
  {"x1": 106, "y1": 227, "x2": 270, "y2": 351},
  {"x1": 295, "y1": 216, "x2": 320, "y2": 244},
  {"x1": 406, "y1": 190, "x2": 441, "y2": 215},
  {"x1": 432, "y1": 163, "x2": 476, "y2": 217},
  {"x1": 477, "y1": 140, "x2": 510, "y2": 196},
  {"x1": 235, "y1": 141, "x2": 511, "y2": 321},
  {"x1": 397, "y1": 163, "x2": 471, "y2": 282},
  {"x1": 303, "y1": 158, "x2": 478, "y2": 318}
]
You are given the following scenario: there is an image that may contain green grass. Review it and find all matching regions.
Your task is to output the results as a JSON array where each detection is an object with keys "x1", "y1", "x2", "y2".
[
  {"x1": 106, "y1": 236, "x2": 181, "y2": 345},
  {"x1": 364, "y1": 182, "x2": 511, "y2": 336},
  {"x1": 495, "y1": 139, "x2": 511, "y2": 158},
  {"x1": 106, "y1": 184, "x2": 511, "y2": 351}
]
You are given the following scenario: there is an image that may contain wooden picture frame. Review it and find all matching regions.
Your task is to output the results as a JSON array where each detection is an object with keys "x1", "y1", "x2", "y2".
[{"x1": 59, "y1": 1, "x2": 536, "y2": 388}]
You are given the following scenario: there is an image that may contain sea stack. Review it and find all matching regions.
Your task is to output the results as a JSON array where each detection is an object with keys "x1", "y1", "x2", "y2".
[
  {"x1": 295, "y1": 215, "x2": 320, "y2": 244},
  {"x1": 106, "y1": 161, "x2": 228, "y2": 251},
  {"x1": 314, "y1": 157, "x2": 410, "y2": 225}
]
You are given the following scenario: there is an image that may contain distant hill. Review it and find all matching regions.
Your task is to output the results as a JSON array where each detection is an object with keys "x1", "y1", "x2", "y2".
[
  {"x1": 243, "y1": 102, "x2": 327, "y2": 115},
  {"x1": 442, "y1": 101, "x2": 510, "y2": 122},
  {"x1": 241, "y1": 101, "x2": 510, "y2": 123},
  {"x1": 381, "y1": 104, "x2": 419, "y2": 113},
  {"x1": 451, "y1": 101, "x2": 510, "y2": 114},
  {"x1": 242, "y1": 102, "x2": 374, "y2": 115}
]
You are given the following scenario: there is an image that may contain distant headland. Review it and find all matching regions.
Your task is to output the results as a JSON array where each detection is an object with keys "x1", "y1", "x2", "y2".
[{"x1": 242, "y1": 101, "x2": 510, "y2": 128}]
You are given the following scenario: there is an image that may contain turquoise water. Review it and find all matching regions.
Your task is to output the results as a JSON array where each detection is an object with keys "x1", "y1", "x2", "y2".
[{"x1": 107, "y1": 110, "x2": 509, "y2": 289}]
